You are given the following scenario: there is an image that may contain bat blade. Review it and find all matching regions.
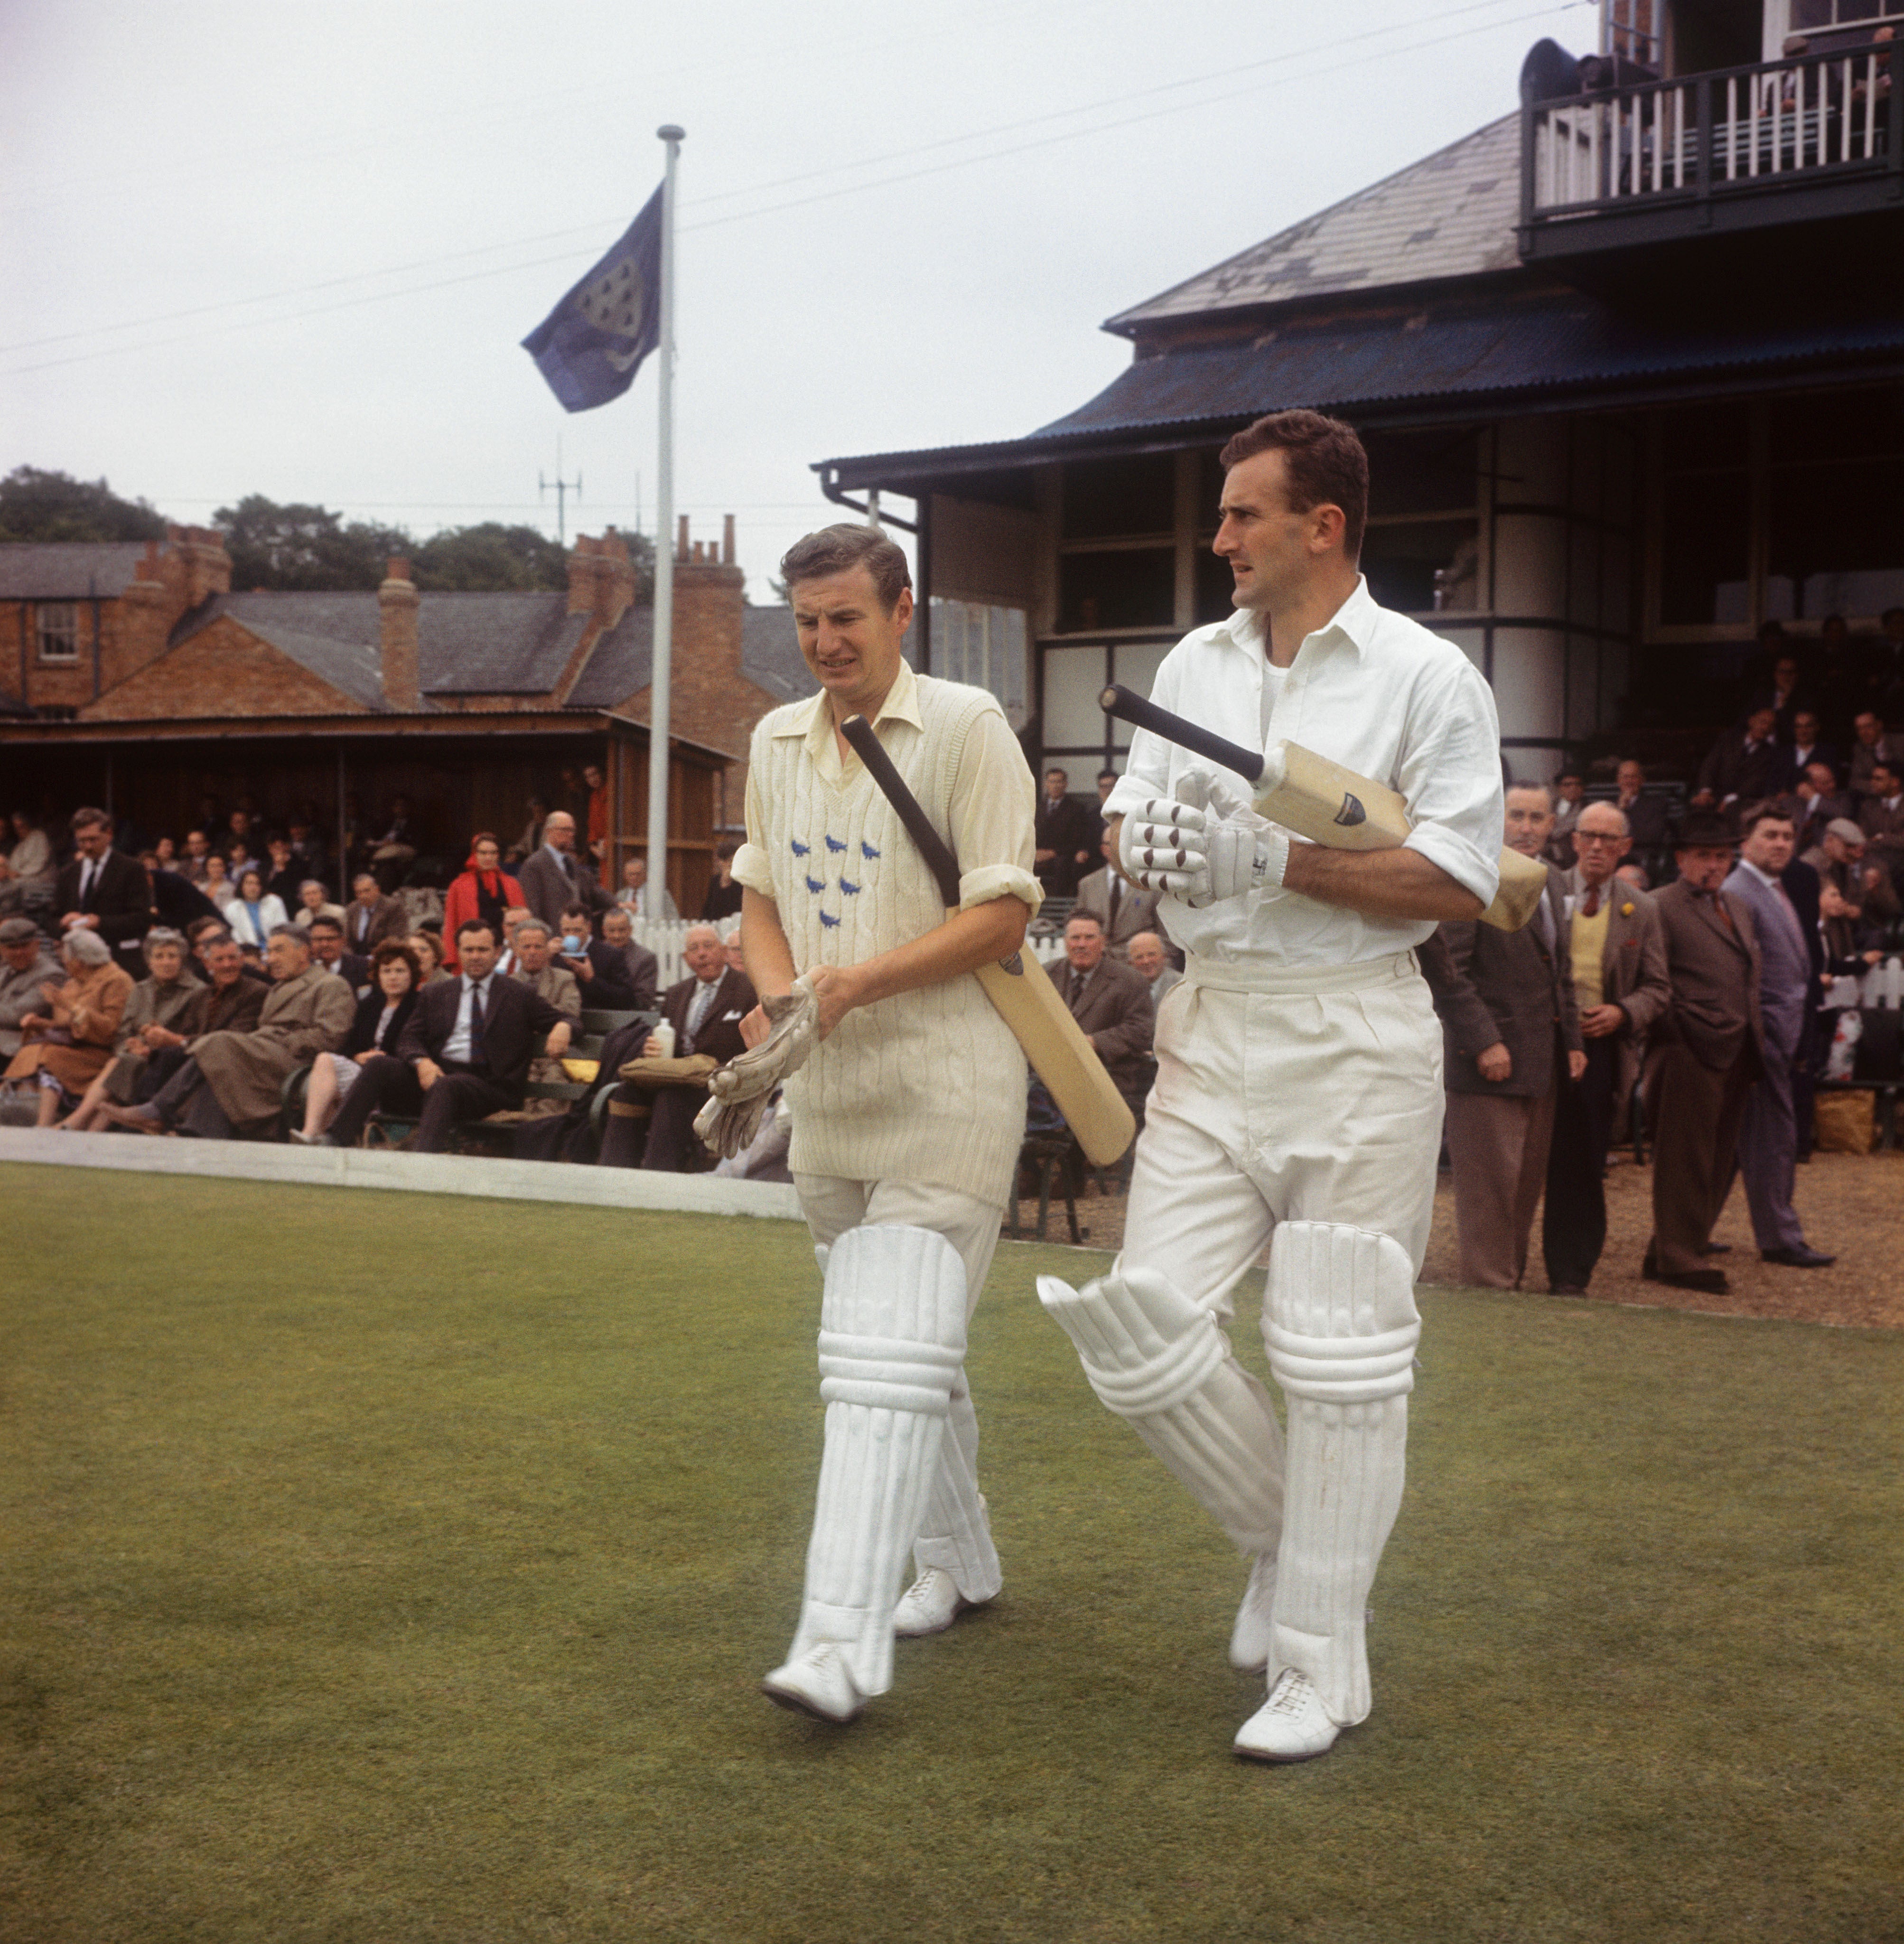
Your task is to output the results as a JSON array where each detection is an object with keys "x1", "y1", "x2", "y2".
[{"x1": 976, "y1": 951, "x2": 1136, "y2": 1168}]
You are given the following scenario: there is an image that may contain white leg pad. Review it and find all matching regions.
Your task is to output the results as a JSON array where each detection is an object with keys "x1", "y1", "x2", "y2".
[
  {"x1": 1261, "y1": 1220, "x2": 1420, "y2": 1728},
  {"x1": 908, "y1": 1380, "x2": 1002, "y2": 1603},
  {"x1": 1038, "y1": 1267, "x2": 1282, "y2": 1556},
  {"x1": 781, "y1": 1224, "x2": 966, "y2": 1700}
]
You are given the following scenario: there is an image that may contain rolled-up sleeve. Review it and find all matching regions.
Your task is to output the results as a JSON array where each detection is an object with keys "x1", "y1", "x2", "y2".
[
  {"x1": 948, "y1": 704, "x2": 1042, "y2": 916},
  {"x1": 732, "y1": 735, "x2": 779, "y2": 899},
  {"x1": 1396, "y1": 660, "x2": 1503, "y2": 908}
]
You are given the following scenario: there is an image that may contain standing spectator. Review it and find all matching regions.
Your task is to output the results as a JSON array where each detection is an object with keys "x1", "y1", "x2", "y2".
[
  {"x1": 597, "y1": 924, "x2": 751, "y2": 1170},
  {"x1": 594, "y1": 906, "x2": 658, "y2": 1011},
  {"x1": 507, "y1": 795, "x2": 548, "y2": 865},
  {"x1": 701, "y1": 840, "x2": 744, "y2": 922},
  {"x1": 344, "y1": 872, "x2": 411, "y2": 954},
  {"x1": 262, "y1": 836, "x2": 302, "y2": 908},
  {"x1": 441, "y1": 836, "x2": 524, "y2": 972},
  {"x1": 1847, "y1": 710, "x2": 1904, "y2": 800},
  {"x1": 583, "y1": 762, "x2": 612, "y2": 889},
  {"x1": 1724, "y1": 806, "x2": 1834, "y2": 1267},
  {"x1": 0, "y1": 916, "x2": 62, "y2": 1060},
  {"x1": 408, "y1": 931, "x2": 451, "y2": 986},
  {"x1": 1694, "y1": 708, "x2": 1781, "y2": 812},
  {"x1": 55, "y1": 808, "x2": 150, "y2": 969},
  {"x1": 1643, "y1": 814, "x2": 1763, "y2": 1295},
  {"x1": 1546, "y1": 767, "x2": 1585, "y2": 867},
  {"x1": 105, "y1": 926, "x2": 354, "y2": 1140},
  {"x1": 305, "y1": 914, "x2": 371, "y2": 994},
  {"x1": 1095, "y1": 768, "x2": 1119, "y2": 813},
  {"x1": 0, "y1": 810, "x2": 55, "y2": 915},
  {"x1": 1073, "y1": 830, "x2": 1160, "y2": 961},
  {"x1": 225, "y1": 869, "x2": 290, "y2": 951},
  {"x1": 1033, "y1": 767, "x2": 1094, "y2": 899},
  {"x1": 289, "y1": 940, "x2": 422, "y2": 1144},
  {"x1": 1421, "y1": 783, "x2": 1582, "y2": 1291},
  {"x1": 615, "y1": 852, "x2": 679, "y2": 921},
  {"x1": 1541, "y1": 803, "x2": 1671, "y2": 1294},
  {"x1": 365, "y1": 796, "x2": 418, "y2": 891},
  {"x1": 4, "y1": 928, "x2": 135, "y2": 1127},
  {"x1": 317, "y1": 919, "x2": 572, "y2": 1153},
  {"x1": 202, "y1": 855, "x2": 236, "y2": 911},
  {"x1": 520, "y1": 811, "x2": 607, "y2": 927},
  {"x1": 285, "y1": 818, "x2": 327, "y2": 885},
  {"x1": 1804, "y1": 819, "x2": 1900, "y2": 926},
  {"x1": 1054, "y1": 912, "x2": 1154, "y2": 1120},
  {"x1": 178, "y1": 828, "x2": 213, "y2": 884},
  {"x1": 1127, "y1": 930, "x2": 1181, "y2": 1009},
  {"x1": 1611, "y1": 758, "x2": 1671, "y2": 853},
  {"x1": 294, "y1": 880, "x2": 345, "y2": 930},
  {"x1": 56, "y1": 928, "x2": 203, "y2": 1131}
]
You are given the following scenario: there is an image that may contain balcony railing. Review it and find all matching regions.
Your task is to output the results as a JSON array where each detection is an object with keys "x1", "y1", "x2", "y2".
[{"x1": 1521, "y1": 45, "x2": 1902, "y2": 248}]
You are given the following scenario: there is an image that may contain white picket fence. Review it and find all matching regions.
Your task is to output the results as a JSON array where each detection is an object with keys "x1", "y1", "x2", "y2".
[{"x1": 628, "y1": 917, "x2": 1068, "y2": 989}]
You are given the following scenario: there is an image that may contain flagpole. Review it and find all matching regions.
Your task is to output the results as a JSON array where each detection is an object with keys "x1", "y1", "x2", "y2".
[{"x1": 647, "y1": 124, "x2": 683, "y2": 919}]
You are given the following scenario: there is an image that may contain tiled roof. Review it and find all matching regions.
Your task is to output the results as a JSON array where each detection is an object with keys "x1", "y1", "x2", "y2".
[
  {"x1": 235, "y1": 619, "x2": 392, "y2": 712},
  {"x1": 1104, "y1": 115, "x2": 1522, "y2": 334},
  {"x1": 565, "y1": 605, "x2": 816, "y2": 710},
  {"x1": 0, "y1": 541, "x2": 152, "y2": 599}
]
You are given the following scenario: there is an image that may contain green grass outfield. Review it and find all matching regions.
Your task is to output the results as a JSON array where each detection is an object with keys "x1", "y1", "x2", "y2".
[{"x1": 3, "y1": 1162, "x2": 1901, "y2": 1944}]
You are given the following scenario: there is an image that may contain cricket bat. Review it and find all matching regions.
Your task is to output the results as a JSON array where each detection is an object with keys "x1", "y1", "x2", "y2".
[
  {"x1": 840, "y1": 714, "x2": 1137, "y2": 1168},
  {"x1": 1100, "y1": 683, "x2": 1546, "y2": 933}
]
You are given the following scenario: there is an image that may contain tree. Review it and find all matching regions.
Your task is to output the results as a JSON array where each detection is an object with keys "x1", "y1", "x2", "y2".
[
  {"x1": 410, "y1": 523, "x2": 571, "y2": 593},
  {"x1": 0, "y1": 466, "x2": 168, "y2": 543},
  {"x1": 213, "y1": 496, "x2": 410, "y2": 592}
]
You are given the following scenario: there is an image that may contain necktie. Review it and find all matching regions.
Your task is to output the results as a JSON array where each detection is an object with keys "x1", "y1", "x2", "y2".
[
  {"x1": 1709, "y1": 891, "x2": 1737, "y2": 938},
  {"x1": 1773, "y1": 882, "x2": 1806, "y2": 951},
  {"x1": 468, "y1": 979, "x2": 488, "y2": 1066},
  {"x1": 1108, "y1": 879, "x2": 1121, "y2": 930},
  {"x1": 561, "y1": 853, "x2": 576, "y2": 883},
  {"x1": 1581, "y1": 886, "x2": 1600, "y2": 918},
  {"x1": 684, "y1": 980, "x2": 716, "y2": 1050},
  {"x1": 81, "y1": 858, "x2": 98, "y2": 908}
]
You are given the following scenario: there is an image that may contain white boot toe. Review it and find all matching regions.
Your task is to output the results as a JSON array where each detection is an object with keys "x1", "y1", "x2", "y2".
[{"x1": 1232, "y1": 1668, "x2": 1342, "y2": 1763}]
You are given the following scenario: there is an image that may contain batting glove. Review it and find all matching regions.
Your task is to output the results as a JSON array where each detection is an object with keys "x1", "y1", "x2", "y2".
[{"x1": 1119, "y1": 770, "x2": 1288, "y2": 908}]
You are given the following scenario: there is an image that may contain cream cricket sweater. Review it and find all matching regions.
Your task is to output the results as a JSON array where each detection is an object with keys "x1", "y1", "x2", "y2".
[{"x1": 733, "y1": 664, "x2": 1039, "y2": 1206}]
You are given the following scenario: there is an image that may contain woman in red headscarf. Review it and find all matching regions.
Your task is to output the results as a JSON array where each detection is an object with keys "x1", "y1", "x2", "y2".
[{"x1": 440, "y1": 832, "x2": 523, "y2": 971}]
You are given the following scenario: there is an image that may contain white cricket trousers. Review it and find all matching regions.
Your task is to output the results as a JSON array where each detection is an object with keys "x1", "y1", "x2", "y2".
[{"x1": 793, "y1": 1173, "x2": 1005, "y2": 1602}]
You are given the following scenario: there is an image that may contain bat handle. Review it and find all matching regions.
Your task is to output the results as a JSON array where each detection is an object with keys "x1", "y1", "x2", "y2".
[
  {"x1": 840, "y1": 714, "x2": 962, "y2": 908},
  {"x1": 1099, "y1": 683, "x2": 1266, "y2": 785}
]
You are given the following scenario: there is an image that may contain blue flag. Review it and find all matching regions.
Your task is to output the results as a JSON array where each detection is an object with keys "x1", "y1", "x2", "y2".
[{"x1": 522, "y1": 186, "x2": 663, "y2": 412}]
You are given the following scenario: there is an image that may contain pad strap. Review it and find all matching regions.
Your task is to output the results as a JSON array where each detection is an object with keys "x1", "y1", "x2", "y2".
[{"x1": 817, "y1": 1331, "x2": 963, "y2": 1415}]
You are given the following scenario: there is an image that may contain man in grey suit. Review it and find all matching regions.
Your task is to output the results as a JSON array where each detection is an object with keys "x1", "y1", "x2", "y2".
[
  {"x1": 1422, "y1": 783, "x2": 1583, "y2": 1290},
  {"x1": 517, "y1": 810, "x2": 607, "y2": 929},
  {"x1": 1644, "y1": 814, "x2": 1764, "y2": 1294},
  {"x1": 1073, "y1": 830, "x2": 1160, "y2": 961},
  {"x1": 1542, "y1": 800, "x2": 1672, "y2": 1293},
  {"x1": 1724, "y1": 803, "x2": 1834, "y2": 1270}
]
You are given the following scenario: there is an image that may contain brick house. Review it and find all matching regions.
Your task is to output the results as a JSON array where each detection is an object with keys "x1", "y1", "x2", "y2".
[{"x1": 1, "y1": 516, "x2": 813, "y2": 911}]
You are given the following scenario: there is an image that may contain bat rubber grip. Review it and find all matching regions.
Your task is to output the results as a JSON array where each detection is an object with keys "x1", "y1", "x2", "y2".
[{"x1": 1099, "y1": 684, "x2": 1265, "y2": 785}]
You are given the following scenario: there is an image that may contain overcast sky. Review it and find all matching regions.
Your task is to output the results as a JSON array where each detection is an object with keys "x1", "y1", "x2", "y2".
[{"x1": 5, "y1": 0, "x2": 1593, "y2": 600}]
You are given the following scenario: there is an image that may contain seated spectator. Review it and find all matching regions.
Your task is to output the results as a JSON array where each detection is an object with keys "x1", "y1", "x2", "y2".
[
  {"x1": 1694, "y1": 708, "x2": 1781, "y2": 812},
  {"x1": 508, "y1": 917, "x2": 583, "y2": 1095},
  {"x1": 616, "y1": 852, "x2": 679, "y2": 921},
  {"x1": 598, "y1": 906, "x2": 659, "y2": 1010},
  {"x1": 1615, "y1": 862, "x2": 1651, "y2": 891},
  {"x1": 224, "y1": 868, "x2": 289, "y2": 950},
  {"x1": 104, "y1": 925, "x2": 353, "y2": 1139},
  {"x1": 0, "y1": 811, "x2": 56, "y2": 916},
  {"x1": 202, "y1": 853, "x2": 236, "y2": 911},
  {"x1": 364, "y1": 796, "x2": 418, "y2": 891},
  {"x1": 1819, "y1": 880, "x2": 1885, "y2": 967},
  {"x1": 3, "y1": 927, "x2": 135, "y2": 1128},
  {"x1": 152, "y1": 837, "x2": 179, "y2": 873},
  {"x1": 286, "y1": 819, "x2": 327, "y2": 882},
  {"x1": 1749, "y1": 651, "x2": 1809, "y2": 738},
  {"x1": 306, "y1": 913, "x2": 371, "y2": 994},
  {"x1": 723, "y1": 926, "x2": 746, "y2": 976},
  {"x1": 289, "y1": 939, "x2": 422, "y2": 1144},
  {"x1": 1778, "y1": 710, "x2": 1839, "y2": 793},
  {"x1": 1803, "y1": 819, "x2": 1900, "y2": 926},
  {"x1": 700, "y1": 840, "x2": 743, "y2": 921},
  {"x1": 179, "y1": 829, "x2": 213, "y2": 884},
  {"x1": 441, "y1": 835, "x2": 523, "y2": 972},
  {"x1": 262, "y1": 837, "x2": 303, "y2": 907},
  {"x1": 507, "y1": 795, "x2": 548, "y2": 866},
  {"x1": 495, "y1": 905, "x2": 535, "y2": 977},
  {"x1": 553, "y1": 903, "x2": 644, "y2": 1009},
  {"x1": 1547, "y1": 768, "x2": 1585, "y2": 867},
  {"x1": 408, "y1": 930, "x2": 451, "y2": 985},
  {"x1": 295, "y1": 879, "x2": 345, "y2": 929},
  {"x1": 1795, "y1": 761, "x2": 1853, "y2": 852},
  {"x1": 225, "y1": 841, "x2": 257, "y2": 889},
  {"x1": 1055, "y1": 912, "x2": 1154, "y2": 1118},
  {"x1": 1858, "y1": 761, "x2": 1904, "y2": 876},
  {"x1": 1611, "y1": 758, "x2": 1671, "y2": 853},
  {"x1": 0, "y1": 916, "x2": 62, "y2": 1061},
  {"x1": 597, "y1": 924, "x2": 753, "y2": 1170},
  {"x1": 120, "y1": 931, "x2": 266, "y2": 1106},
  {"x1": 1848, "y1": 710, "x2": 1904, "y2": 801},
  {"x1": 1074, "y1": 829, "x2": 1160, "y2": 961},
  {"x1": 1127, "y1": 929, "x2": 1181, "y2": 1008},
  {"x1": 317, "y1": 918, "x2": 573, "y2": 1153},
  {"x1": 57, "y1": 927, "x2": 202, "y2": 1131},
  {"x1": 344, "y1": 872, "x2": 411, "y2": 955}
]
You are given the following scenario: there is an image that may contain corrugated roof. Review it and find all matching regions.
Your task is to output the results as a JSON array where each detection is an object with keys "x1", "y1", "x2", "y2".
[
  {"x1": 1105, "y1": 115, "x2": 1522, "y2": 334},
  {"x1": 1039, "y1": 296, "x2": 1904, "y2": 438},
  {"x1": 0, "y1": 541, "x2": 152, "y2": 599}
]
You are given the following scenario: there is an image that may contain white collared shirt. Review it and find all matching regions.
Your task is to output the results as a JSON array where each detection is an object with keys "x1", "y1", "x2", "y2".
[
  {"x1": 443, "y1": 971, "x2": 495, "y2": 1063},
  {"x1": 1103, "y1": 578, "x2": 1503, "y2": 969}
]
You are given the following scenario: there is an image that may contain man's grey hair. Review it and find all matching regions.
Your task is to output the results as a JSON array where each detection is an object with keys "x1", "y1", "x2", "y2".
[
  {"x1": 269, "y1": 923, "x2": 311, "y2": 948},
  {"x1": 514, "y1": 918, "x2": 552, "y2": 944},
  {"x1": 1576, "y1": 801, "x2": 1630, "y2": 838},
  {"x1": 684, "y1": 924, "x2": 722, "y2": 948},
  {"x1": 62, "y1": 927, "x2": 113, "y2": 967},
  {"x1": 143, "y1": 927, "x2": 187, "y2": 958},
  {"x1": 299, "y1": 879, "x2": 327, "y2": 896}
]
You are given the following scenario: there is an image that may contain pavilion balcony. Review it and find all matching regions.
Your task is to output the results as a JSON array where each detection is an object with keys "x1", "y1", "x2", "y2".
[{"x1": 1519, "y1": 43, "x2": 1902, "y2": 262}]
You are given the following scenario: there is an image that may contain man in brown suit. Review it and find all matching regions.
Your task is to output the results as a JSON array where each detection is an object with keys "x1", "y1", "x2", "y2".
[
  {"x1": 1055, "y1": 911, "x2": 1154, "y2": 1116},
  {"x1": 1643, "y1": 814, "x2": 1764, "y2": 1294},
  {"x1": 344, "y1": 875, "x2": 412, "y2": 953},
  {"x1": 1424, "y1": 783, "x2": 1583, "y2": 1290},
  {"x1": 1073, "y1": 831, "x2": 1161, "y2": 962},
  {"x1": 1542, "y1": 800, "x2": 1671, "y2": 1293}
]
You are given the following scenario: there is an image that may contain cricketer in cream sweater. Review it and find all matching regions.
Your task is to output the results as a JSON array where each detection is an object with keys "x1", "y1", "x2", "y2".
[{"x1": 734, "y1": 524, "x2": 1040, "y2": 1726}]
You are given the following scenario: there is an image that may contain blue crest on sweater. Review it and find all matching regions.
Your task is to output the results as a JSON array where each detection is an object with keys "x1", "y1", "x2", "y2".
[
  {"x1": 839, "y1": 878, "x2": 860, "y2": 896},
  {"x1": 790, "y1": 839, "x2": 809, "y2": 857},
  {"x1": 819, "y1": 910, "x2": 840, "y2": 928},
  {"x1": 804, "y1": 875, "x2": 826, "y2": 896},
  {"x1": 861, "y1": 840, "x2": 880, "y2": 860},
  {"x1": 824, "y1": 834, "x2": 847, "y2": 853}
]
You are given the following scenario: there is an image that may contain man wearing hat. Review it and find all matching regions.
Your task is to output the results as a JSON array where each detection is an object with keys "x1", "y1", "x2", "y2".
[
  {"x1": 1643, "y1": 813, "x2": 1763, "y2": 1294},
  {"x1": 1801, "y1": 819, "x2": 1899, "y2": 928},
  {"x1": 0, "y1": 918, "x2": 61, "y2": 1061}
]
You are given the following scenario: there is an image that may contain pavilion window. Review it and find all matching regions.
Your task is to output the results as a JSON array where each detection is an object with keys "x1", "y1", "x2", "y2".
[{"x1": 1764, "y1": 386, "x2": 1904, "y2": 622}]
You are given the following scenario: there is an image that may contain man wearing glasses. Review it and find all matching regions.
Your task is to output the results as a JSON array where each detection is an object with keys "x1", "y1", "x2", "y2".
[{"x1": 1542, "y1": 800, "x2": 1670, "y2": 1293}]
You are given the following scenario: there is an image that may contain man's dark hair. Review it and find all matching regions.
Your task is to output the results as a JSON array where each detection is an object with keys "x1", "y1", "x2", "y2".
[
  {"x1": 1218, "y1": 410, "x2": 1370, "y2": 559},
  {"x1": 779, "y1": 523, "x2": 911, "y2": 612},
  {"x1": 1555, "y1": 767, "x2": 1584, "y2": 786},
  {"x1": 1097, "y1": 769, "x2": 1118, "y2": 785},
  {"x1": 456, "y1": 918, "x2": 496, "y2": 945},
  {"x1": 1045, "y1": 767, "x2": 1068, "y2": 783},
  {"x1": 560, "y1": 904, "x2": 591, "y2": 925},
  {"x1": 1065, "y1": 911, "x2": 1105, "y2": 934},
  {"x1": 69, "y1": 805, "x2": 111, "y2": 834},
  {"x1": 1739, "y1": 798, "x2": 1795, "y2": 839},
  {"x1": 308, "y1": 915, "x2": 343, "y2": 938}
]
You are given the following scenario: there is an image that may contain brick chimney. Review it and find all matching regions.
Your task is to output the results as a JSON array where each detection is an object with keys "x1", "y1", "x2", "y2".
[
  {"x1": 597, "y1": 526, "x2": 636, "y2": 631},
  {"x1": 379, "y1": 556, "x2": 421, "y2": 711},
  {"x1": 566, "y1": 533, "x2": 602, "y2": 617},
  {"x1": 116, "y1": 540, "x2": 174, "y2": 677},
  {"x1": 666, "y1": 515, "x2": 748, "y2": 751}
]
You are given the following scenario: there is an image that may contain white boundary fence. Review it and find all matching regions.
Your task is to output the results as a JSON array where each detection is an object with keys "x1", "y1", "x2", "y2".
[{"x1": 629, "y1": 917, "x2": 1068, "y2": 987}]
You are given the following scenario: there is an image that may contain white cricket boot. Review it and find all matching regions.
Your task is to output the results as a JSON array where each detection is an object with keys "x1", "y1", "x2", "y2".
[
  {"x1": 891, "y1": 1566, "x2": 981, "y2": 1638},
  {"x1": 1233, "y1": 1668, "x2": 1341, "y2": 1763}
]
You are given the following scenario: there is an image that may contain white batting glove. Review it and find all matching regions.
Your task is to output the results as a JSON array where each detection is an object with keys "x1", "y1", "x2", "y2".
[
  {"x1": 694, "y1": 974, "x2": 819, "y2": 1158},
  {"x1": 1120, "y1": 771, "x2": 1288, "y2": 908}
]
